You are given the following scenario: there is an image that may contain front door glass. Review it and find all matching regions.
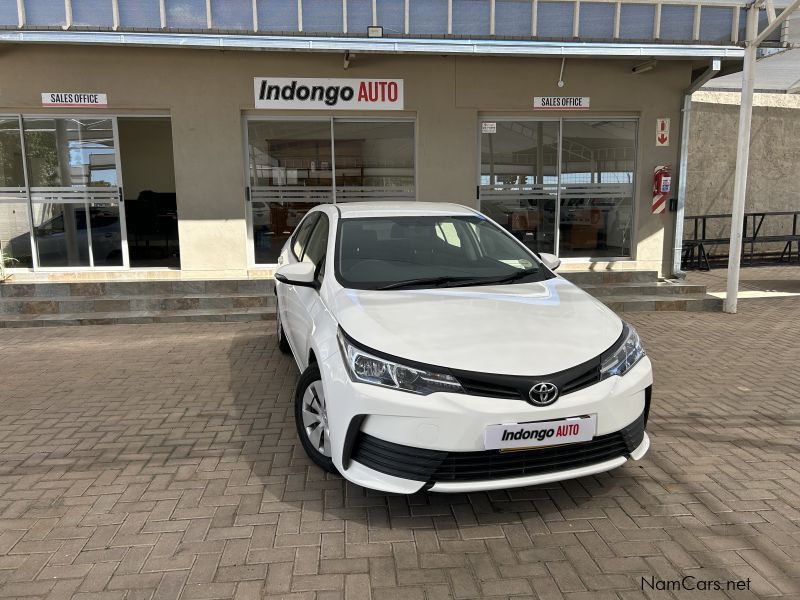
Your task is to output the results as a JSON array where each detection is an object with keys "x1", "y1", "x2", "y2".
[
  {"x1": 479, "y1": 120, "x2": 559, "y2": 254},
  {"x1": 248, "y1": 120, "x2": 333, "y2": 264},
  {"x1": 558, "y1": 120, "x2": 636, "y2": 257}
]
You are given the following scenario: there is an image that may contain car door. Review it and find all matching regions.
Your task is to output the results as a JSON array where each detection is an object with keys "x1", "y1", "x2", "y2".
[
  {"x1": 289, "y1": 212, "x2": 330, "y2": 367},
  {"x1": 278, "y1": 212, "x2": 319, "y2": 358}
]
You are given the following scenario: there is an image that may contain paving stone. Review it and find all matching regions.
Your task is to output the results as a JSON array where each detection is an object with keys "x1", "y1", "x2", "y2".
[{"x1": 0, "y1": 283, "x2": 798, "y2": 598}]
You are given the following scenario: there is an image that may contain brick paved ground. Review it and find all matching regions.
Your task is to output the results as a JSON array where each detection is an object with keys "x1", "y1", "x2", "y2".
[
  {"x1": 687, "y1": 265, "x2": 800, "y2": 295},
  {"x1": 1, "y1": 297, "x2": 799, "y2": 599}
]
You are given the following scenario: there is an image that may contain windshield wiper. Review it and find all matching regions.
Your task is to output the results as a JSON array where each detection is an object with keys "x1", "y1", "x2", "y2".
[
  {"x1": 453, "y1": 267, "x2": 541, "y2": 288},
  {"x1": 377, "y1": 268, "x2": 541, "y2": 290},
  {"x1": 377, "y1": 276, "x2": 480, "y2": 290}
]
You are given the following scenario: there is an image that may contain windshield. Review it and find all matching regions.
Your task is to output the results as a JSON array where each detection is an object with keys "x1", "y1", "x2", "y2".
[{"x1": 335, "y1": 215, "x2": 553, "y2": 290}]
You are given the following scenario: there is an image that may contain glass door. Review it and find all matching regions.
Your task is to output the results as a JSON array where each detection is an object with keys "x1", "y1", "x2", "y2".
[
  {"x1": 247, "y1": 120, "x2": 334, "y2": 265},
  {"x1": 0, "y1": 117, "x2": 34, "y2": 268},
  {"x1": 22, "y1": 117, "x2": 129, "y2": 268},
  {"x1": 479, "y1": 120, "x2": 559, "y2": 254},
  {"x1": 559, "y1": 120, "x2": 636, "y2": 258},
  {"x1": 332, "y1": 120, "x2": 415, "y2": 202}
]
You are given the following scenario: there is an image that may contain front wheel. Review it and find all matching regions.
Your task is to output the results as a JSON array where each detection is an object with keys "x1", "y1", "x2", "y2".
[{"x1": 294, "y1": 363, "x2": 337, "y2": 474}]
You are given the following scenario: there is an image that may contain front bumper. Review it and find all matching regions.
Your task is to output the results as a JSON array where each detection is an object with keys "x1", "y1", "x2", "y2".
[{"x1": 319, "y1": 352, "x2": 653, "y2": 494}]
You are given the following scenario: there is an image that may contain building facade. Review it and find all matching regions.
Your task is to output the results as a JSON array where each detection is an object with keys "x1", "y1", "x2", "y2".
[{"x1": 1, "y1": 0, "x2": 782, "y2": 280}]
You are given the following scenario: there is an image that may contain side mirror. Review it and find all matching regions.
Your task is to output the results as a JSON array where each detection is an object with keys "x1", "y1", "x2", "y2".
[
  {"x1": 539, "y1": 252, "x2": 561, "y2": 271},
  {"x1": 275, "y1": 262, "x2": 318, "y2": 289}
]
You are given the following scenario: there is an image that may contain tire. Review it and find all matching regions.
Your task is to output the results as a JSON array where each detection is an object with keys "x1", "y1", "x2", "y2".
[
  {"x1": 276, "y1": 301, "x2": 291, "y2": 355},
  {"x1": 294, "y1": 363, "x2": 337, "y2": 474}
]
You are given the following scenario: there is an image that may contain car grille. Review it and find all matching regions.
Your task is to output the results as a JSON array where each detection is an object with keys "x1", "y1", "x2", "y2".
[
  {"x1": 350, "y1": 410, "x2": 646, "y2": 483},
  {"x1": 452, "y1": 358, "x2": 602, "y2": 401}
]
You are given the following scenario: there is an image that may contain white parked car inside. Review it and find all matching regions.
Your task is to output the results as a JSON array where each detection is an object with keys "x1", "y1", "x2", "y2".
[{"x1": 274, "y1": 202, "x2": 652, "y2": 494}]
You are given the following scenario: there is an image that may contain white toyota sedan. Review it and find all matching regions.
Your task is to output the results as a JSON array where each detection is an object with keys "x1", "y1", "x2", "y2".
[{"x1": 274, "y1": 202, "x2": 652, "y2": 494}]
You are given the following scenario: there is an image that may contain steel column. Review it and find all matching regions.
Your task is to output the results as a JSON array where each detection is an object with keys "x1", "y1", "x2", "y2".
[{"x1": 723, "y1": 6, "x2": 757, "y2": 314}]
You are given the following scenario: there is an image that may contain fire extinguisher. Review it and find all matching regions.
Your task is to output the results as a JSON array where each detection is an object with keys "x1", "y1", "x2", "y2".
[{"x1": 652, "y1": 165, "x2": 671, "y2": 214}]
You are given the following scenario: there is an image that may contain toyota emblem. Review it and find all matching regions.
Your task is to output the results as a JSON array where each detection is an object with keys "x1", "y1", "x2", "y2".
[{"x1": 528, "y1": 382, "x2": 559, "y2": 406}]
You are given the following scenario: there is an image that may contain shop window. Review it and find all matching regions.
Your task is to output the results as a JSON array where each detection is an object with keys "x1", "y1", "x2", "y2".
[
  {"x1": 347, "y1": 0, "x2": 372, "y2": 33},
  {"x1": 0, "y1": 202, "x2": 32, "y2": 268},
  {"x1": 479, "y1": 119, "x2": 636, "y2": 259},
  {"x1": 118, "y1": 0, "x2": 162, "y2": 28},
  {"x1": 247, "y1": 119, "x2": 415, "y2": 265},
  {"x1": 537, "y1": 1, "x2": 574, "y2": 38},
  {"x1": 166, "y1": 0, "x2": 207, "y2": 29},
  {"x1": 699, "y1": 7, "x2": 734, "y2": 42},
  {"x1": 409, "y1": 0, "x2": 447, "y2": 35},
  {"x1": 618, "y1": 3, "x2": 654, "y2": 40},
  {"x1": 24, "y1": 0, "x2": 65, "y2": 26},
  {"x1": 333, "y1": 121, "x2": 415, "y2": 202},
  {"x1": 211, "y1": 0, "x2": 252, "y2": 30},
  {"x1": 257, "y1": 0, "x2": 297, "y2": 31},
  {"x1": 495, "y1": 0, "x2": 531, "y2": 37},
  {"x1": 578, "y1": 2, "x2": 615, "y2": 39},
  {"x1": 658, "y1": 5, "x2": 694, "y2": 41},
  {"x1": 302, "y1": 0, "x2": 343, "y2": 33},
  {"x1": 452, "y1": 0, "x2": 490, "y2": 36},
  {"x1": 376, "y1": 0, "x2": 404, "y2": 34},
  {"x1": 72, "y1": 0, "x2": 114, "y2": 27},
  {"x1": 0, "y1": 0, "x2": 19, "y2": 25},
  {"x1": 0, "y1": 118, "x2": 24, "y2": 188}
]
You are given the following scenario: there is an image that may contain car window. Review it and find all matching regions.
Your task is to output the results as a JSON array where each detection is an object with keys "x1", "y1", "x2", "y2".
[
  {"x1": 291, "y1": 213, "x2": 320, "y2": 260},
  {"x1": 435, "y1": 222, "x2": 462, "y2": 247},
  {"x1": 302, "y1": 213, "x2": 329, "y2": 267},
  {"x1": 336, "y1": 215, "x2": 550, "y2": 290}
]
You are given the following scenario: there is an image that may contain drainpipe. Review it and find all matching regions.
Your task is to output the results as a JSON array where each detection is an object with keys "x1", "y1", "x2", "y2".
[{"x1": 672, "y1": 57, "x2": 721, "y2": 278}]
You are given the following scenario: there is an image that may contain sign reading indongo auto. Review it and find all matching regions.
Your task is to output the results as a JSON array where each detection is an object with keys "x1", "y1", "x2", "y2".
[
  {"x1": 254, "y1": 78, "x2": 404, "y2": 110},
  {"x1": 533, "y1": 96, "x2": 590, "y2": 110},
  {"x1": 41, "y1": 92, "x2": 108, "y2": 108}
]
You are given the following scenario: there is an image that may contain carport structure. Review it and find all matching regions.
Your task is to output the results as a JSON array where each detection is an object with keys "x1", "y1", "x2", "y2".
[{"x1": 719, "y1": 0, "x2": 800, "y2": 313}]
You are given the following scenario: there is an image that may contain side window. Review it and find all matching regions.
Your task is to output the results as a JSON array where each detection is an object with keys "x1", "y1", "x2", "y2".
[
  {"x1": 302, "y1": 213, "x2": 329, "y2": 269},
  {"x1": 291, "y1": 213, "x2": 320, "y2": 260}
]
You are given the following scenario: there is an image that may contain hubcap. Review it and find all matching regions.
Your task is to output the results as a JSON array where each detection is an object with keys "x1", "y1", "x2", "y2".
[{"x1": 301, "y1": 381, "x2": 331, "y2": 457}]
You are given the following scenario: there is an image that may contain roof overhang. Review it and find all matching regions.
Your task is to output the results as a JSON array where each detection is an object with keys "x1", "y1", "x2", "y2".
[{"x1": 0, "y1": 30, "x2": 745, "y2": 60}]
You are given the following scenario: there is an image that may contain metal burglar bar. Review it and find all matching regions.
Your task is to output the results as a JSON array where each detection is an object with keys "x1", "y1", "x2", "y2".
[{"x1": 1, "y1": 0, "x2": 792, "y2": 46}]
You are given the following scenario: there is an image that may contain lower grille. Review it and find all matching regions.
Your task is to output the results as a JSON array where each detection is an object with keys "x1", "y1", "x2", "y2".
[{"x1": 351, "y1": 411, "x2": 646, "y2": 484}]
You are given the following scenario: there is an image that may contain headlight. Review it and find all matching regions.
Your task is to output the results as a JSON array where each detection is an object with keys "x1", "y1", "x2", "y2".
[
  {"x1": 600, "y1": 322, "x2": 645, "y2": 379},
  {"x1": 338, "y1": 331, "x2": 464, "y2": 395}
]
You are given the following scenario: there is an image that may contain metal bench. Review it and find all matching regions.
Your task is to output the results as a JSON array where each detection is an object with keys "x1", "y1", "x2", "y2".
[{"x1": 682, "y1": 211, "x2": 800, "y2": 271}]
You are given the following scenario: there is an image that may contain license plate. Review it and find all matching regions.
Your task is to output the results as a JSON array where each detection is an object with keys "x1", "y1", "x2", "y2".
[{"x1": 484, "y1": 415, "x2": 597, "y2": 450}]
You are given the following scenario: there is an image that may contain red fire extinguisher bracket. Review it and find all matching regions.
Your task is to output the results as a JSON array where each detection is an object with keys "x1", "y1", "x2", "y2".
[{"x1": 652, "y1": 165, "x2": 671, "y2": 214}]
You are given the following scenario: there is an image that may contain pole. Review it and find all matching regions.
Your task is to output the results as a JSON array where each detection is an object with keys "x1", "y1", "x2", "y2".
[{"x1": 723, "y1": 6, "x2": 758, "y2": 314}]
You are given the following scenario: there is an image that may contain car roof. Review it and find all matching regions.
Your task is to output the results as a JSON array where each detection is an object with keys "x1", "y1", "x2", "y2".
[{"x1": 335, "y1": 201, "x2": 477, "y2": 219}]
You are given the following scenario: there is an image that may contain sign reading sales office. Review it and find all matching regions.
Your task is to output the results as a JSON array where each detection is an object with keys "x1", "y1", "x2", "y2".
[{"x1": 254, "y1": 77, "x2": 404, "y2": 110}]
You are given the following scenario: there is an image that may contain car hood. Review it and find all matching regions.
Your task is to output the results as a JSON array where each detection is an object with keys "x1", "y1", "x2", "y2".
[{"x1": 331, "y1": 277, "x2": 622, "y2": 376}]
